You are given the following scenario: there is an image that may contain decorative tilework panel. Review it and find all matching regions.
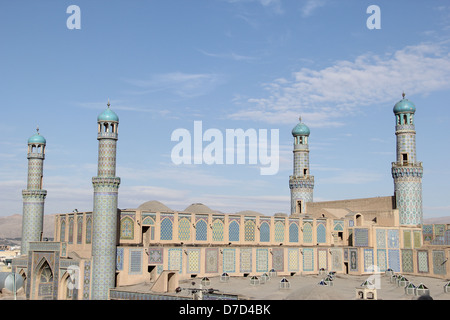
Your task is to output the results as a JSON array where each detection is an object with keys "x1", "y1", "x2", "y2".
[
  {"x1": 289, "y1": 223, "x2": 299, "y2": 243},
  {"x1": 168, "y1": 248, "x2": 182, "y2": 274},
  {"x1": 376, "y1": 249, "x2": 387, "y2": 272},
  {"x1": 333, "y1": 220, "x2": 344, "y2": 231},
  {"x1": 303, "y1": 248, "x2": 314, "y2": 272},
  {"x1": 434, "y1": 224, "x2": 445, "y2": 236},
  {"x1": 244, "y1": 220, "x2": 255, "y2": 242},
  {"x1": 388, "y1": 230, "x2": 399, "y2": 249},
  {"x1": 432, "y1": 250, "x2": 446, "y2": 275},
  {"x1": 349, "y1": 249, "x2": 358, "y2": 272},
  {"x1": 223, "y1": 249, "x2": 236, "y2": 273},
  {"x1": 272, "y1": 248, "x2": 284, "y2": 271},
  {"x1": 316, "y1": 224, "x2": 326, "y2": 243},
  {"x1": 195, "y1": 219, "x2": 207, "y2": 241},
  {"x1": 388, "y1": 249, "x2": 400, "y2": 272},
  {"x1": 120, "y1": 217, "x2": 134, "y2": 240},
  {"x1": 274, "y1": 221, "x2": 284, "y2": 243},
  {"x1": 116, "y1": 248, "x2": 124, "y2": 271},
  {"x1": 77, "y1": 217, "x2": 83, "y2": 244},
  {"x1": 256, "y1": 249, "x2": 268, "y2": 273},
  {"x1": 228, "y1": 220, "x2": 240, "y2": 242},
  {"x1": 288, "y1": 248, "x2": 299, "y2": 272},
  {"x1": 413, "y1": 230, "x2": 421, "y2": 248},
  {"x1": 129, "y1": 249, "x2": 143, "y2": 274},
  {"x1": 330, "y1": 248, "x2": 342, "y2": 271},
  {"x1": 178, "y1": 218, "x2": 191, "y2": 241},
  {"x1": 83, "y1": 260, "x2": 91, "y2": 300},
  {"x1": 401, "y1": 249, "x2": 413, "y2": 273},
  {"x1": 403, "y1": 230, "x2": 411, "y2": 249},
  {"x1": 212, "y1": 219, "x2": 224, "y2": 242},
  {"x1": 205, "y1": 248, "x2": 219, "y2": 273},
  {"x1": 422, "y1": 225, "x2": 433, "y2": 241},
  {"x1": 187, "y1": 249, "x2": 200, "y2": 273},
  {"x1": 303, "y1": 222, "x2": 313, "y2": 243},
  {"x1": 60, "y1": 220, "x2": 66, "y2": 242},
  {"x1": 240, "y1": 248, "x2": 252, "y2": 273},
  {"x1": 354, "y1": 228, "x2": 369, "y2": 247},
  {"x1": 417, "y1": 251, "x2": 429, "y2": 273},
  {"x1": 160, "y1": 218, "x2": 173, "y2": 241},
  {"x1": 85, "y1": 218, "x2": 92, "y2": 244},
  {"x1": 318, "y1": 249, "x2": 327, "y2": 270},
  {"x1": 148, "y1": 248, "x2": 163, "y2": 264},
  {"x1": 376, "y1": 229, "x2": 386, "y2": 248},
  {"x1": 68, "y1": 218, "x2": 74, "y2": 244},
  {"x1": 364, "y1": 249, "x2": 373, "y2": 272},
  {"x1": 260, "y1": 222, "x2": 270, "y2": 242}
]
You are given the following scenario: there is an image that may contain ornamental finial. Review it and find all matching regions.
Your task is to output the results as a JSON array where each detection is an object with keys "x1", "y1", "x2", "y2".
[
  {"x1": 299, "y1": 116, "x2": 302, "y2": 123},
  {"x1": 402, "y1": 92, "x2": 405, "y2": 99},
  {"x1": 36, "y1": 125, "x2": 40, "y2": 134},
  {"x1": 107, "y1": 98, "x2": 110, "y2": 107}
]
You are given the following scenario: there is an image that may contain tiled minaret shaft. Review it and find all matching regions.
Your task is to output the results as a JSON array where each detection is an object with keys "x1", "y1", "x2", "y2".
[
  {"x1": 391, "y1": 94, "x2": 423, "y2": 226},
  {"x1": 91, "y1": 101, "x2": 121, "y2": 300},
  {"x1": 21, "y1": 128, "x2": 47, "y2": 255},
  {"x1": 289, "y1": 117, "x2": 314, "y2": 215}
]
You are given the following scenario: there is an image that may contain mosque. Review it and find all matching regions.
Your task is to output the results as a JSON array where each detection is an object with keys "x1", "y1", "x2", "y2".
[{"x1": 11, "y1": 95, "x2": 450, "y2": 300}]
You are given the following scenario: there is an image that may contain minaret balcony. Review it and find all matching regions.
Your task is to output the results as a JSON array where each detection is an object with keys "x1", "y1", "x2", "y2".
[
  {"x1": 98, "y1": 132, "x2": 118, "y2": 140},
  {"x1": 391, "y1": 161, "x2": 422, "y2": 168},
  {"x1": 22, "y1": 189, "x2": 47, "y2": 199},
  {"x1": 27, "y1": 152, "x2": 45, "y2": 160},
  {"x1": 289, "y1": 175, "x2": 314, "y2": 181},
  {"x1": 395, "y1": 124, "x2": 415, "y2": 132}
]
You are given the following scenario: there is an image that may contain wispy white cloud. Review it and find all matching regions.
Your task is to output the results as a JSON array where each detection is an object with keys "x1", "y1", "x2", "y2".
[
  {"x1": 301, "y1": 0, "x2": 326, "y2": 17},
  {"x1": 198, "y1": 49, "x2": 258, "y2": 62},
  {"x1": 228, "y1": 42, "x2": 450, "y2": 127},
  {"x1": 124, "y1": 72, "x2": 225, "y2": 98},
  {"x1": 226, "y1": 0, "x2": 283, "y2": 14}
]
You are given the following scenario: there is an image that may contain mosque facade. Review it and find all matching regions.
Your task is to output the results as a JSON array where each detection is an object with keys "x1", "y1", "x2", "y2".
[{"x1": 12, "y1": 95, "x2": 450, "y2": 300}]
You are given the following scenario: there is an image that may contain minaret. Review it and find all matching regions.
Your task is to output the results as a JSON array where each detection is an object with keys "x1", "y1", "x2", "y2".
[
  {"x1": 91, "y1": 100, "x2": 121, "y2": 300},
  {"x1": 289, "y1": 117, "x2": 314, "y2": 215},
  {"x1": 391, "y1": 93, "x2": 423, "y2": 225},
  {"x1": 21, "y1": 127, "x2": 47, "y2": 255}
]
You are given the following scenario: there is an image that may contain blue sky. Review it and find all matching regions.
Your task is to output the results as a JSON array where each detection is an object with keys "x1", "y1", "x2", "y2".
[{"x1": 1, "y1": 0, "x2": 450, "y2": 218}]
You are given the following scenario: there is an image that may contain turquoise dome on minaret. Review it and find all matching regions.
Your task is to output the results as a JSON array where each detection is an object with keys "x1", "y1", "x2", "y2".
[
  {"x1": 394, "y1": 93, "x2": 416, "y2": 114},
  {"x1": 98, "y1": 100, "x2": 119, "y2": 122},
  {"x1": 28, "y1": 127, "x2": 46, "y2": 144},
  {"x1": 292, "y1": 117, "x2": 310, "y2": 137}
]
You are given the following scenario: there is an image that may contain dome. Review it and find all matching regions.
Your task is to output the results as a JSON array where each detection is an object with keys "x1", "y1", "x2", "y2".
[
  {"x1": 292, "y1": 118, "x2": 310, "y2": 137},
  {"x1": 394, "y1": 94, "x2": 416, "y2": 114},
  {"x1": 184, "y1": 203, "x2": 214, "y2": 214},
  {"x1": 28, "y1": 131, "x2": 46, "y2": 144},
  {"x1": 137, "y1": 200, "x2": 173, "y2": 212},
  {"x1": 98, "y1": 102, "x2": 119, "y2": 122},
  {"x1": 235, "y1": 210, "x2": 263, "y2": 216}
]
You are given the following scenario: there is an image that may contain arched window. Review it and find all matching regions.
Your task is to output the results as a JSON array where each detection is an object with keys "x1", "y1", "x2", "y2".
[
  {"x1": 303, "y1": 222, "x2": 313, "y2": 243},
  {"x1": 85, "y1": 218, "x2": 92, "y2": 244},
  {"x1": 259, "y1": 222, "x2": 270, "y2": 242},
  {"x1": 178, "y1": 218, "x2": 191, "y2": 241},
  {"x1": 317, "y1": 224, "x2": 326, "y2": 243},
  {"x1": 195, "y1": 219, "x2": 207, "y2": 241},
  {"x1": 68, "y1": 218, "x2": 74, "y2": 244},
  {"x1": 160, "y1": 218, "x2": 173, "y2": 240},
  {"x1": 289, "y1": 223, "x2": 299, "y2": 243},
  {"x1": 212, "y1": 219, "x2": 224, "y2": 242},
  {"x1": 228, "y1": 221, "x2": 240, "y2": 242},
  {"x1": 120, "y1": 217, "x2": 134, "y2": 240},
  {"x1": 77, "y1": 218, "x2": 83, "y2": 244},
  {"x1": 244, "y1": 220, "x2": 255, "y2": 242},
  {"x1": 39, "y1": 261, "x2": 53, "y2": 283},
  {"x1": 60, "y1": 220, "x2": 66, "y2": 242},
  {"x1": 274, "y1": 221, "x2": 285, "y2": 243}
]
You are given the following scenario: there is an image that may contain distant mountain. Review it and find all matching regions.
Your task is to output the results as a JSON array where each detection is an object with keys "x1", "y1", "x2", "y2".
[
  {"x1": 0, "y1": 214, "x2": 55, "y2": 240},
  {"x1": 423, "y1": 216, "x2": 450, "y2": 224}
]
